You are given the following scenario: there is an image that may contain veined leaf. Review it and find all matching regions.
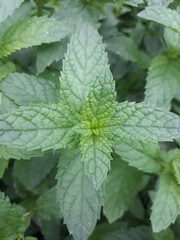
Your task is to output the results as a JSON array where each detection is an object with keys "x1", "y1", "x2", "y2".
[
  {"x1": 56, "y1": 149, "x2": 103, "y2": 240},
  {"x1": 114, "y1": 140, "x2": 161, "y2": 173},
  {"x1": 0, "y1": 61, "x2": 15, "y2": 81},
  {"x1": 0, "y1": 104, "x2": 78, "y2": 151},
  {"x1": 81, "y1": 135, "x2": 112, "y2": 190},
  {"x1": 0, "y1": 73, "x2": 60, "y2": 105},
  {"x1": 145, "y1": 55, "x2": 180, "y2": 109},
  {"x1": 138, "y1": 6, "x2": 180, "y2": 33},
  {"x1": 104, "y1": 155, "x2": 144, "y2": 223},
  {"x1": 147, "y1": 0, "x2": 174, "y2": 7},
  {"x1": 0, "y1": 16, "x2": 69, "y2": 58},
  {"x1": 0, "y1": 0, "x2": 24, "y2": 23},
  {"x1": 110, "y1": 102, "x2": 180, "y2": 142},
  {"x1": 60, "y1": 22, "x2": 109, "y2": 113},
  {"x1": 151, "y1": 172, "x2": 180, "y2": 232},
  {"x1": 0, "y1": 191, "x2": 28, "y2": 240},
  {"x1": 105, "y1": 35, "x2": 149, "y2": 69}
]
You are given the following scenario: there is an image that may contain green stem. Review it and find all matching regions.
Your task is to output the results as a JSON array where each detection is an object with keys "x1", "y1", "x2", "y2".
[{"x1": 34, "y1": 0, "x2": 42, "y2": 16}]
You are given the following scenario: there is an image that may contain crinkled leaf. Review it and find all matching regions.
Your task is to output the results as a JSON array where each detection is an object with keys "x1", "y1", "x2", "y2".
[
  {"x1": 147, "y1": 0, "x2": 174, "y2": 7},
  {"x1": 0, "y1": 104, "x2": 77, "y2": 151},
  {"x1": 0, "y1": 191, "x2": 28, "y2": 240},
  {"x1": 111, "y1": 102, "x2": 180, "y2": 142},
  {"x1": 145, "y1": 55, "x2": 180, "y2": 109},
  {"x1": 105, "y1": 35, "x2": 149, "y2": 69},
  {"x1": 81, "y1": 135, "x2": 112, "y2": 190},
  {"x1": 56, "y1": 149, "x2": 102, "y2": 240},
  {"x1": 0, "y1": 61, "x2": 15, "y2": 81},
  {"x1": 36, "y1": 39, "x2": 67, "y2": 75},
  {"x1": 114, "y1": 140, "x2": 161, "y2": 173},
  {"x1": 0, "y1": 0, "x2": 24, "y2": 23},
  {"x1": 104, "y1": 155, "x2": 144, "y2": 223},
  {"x1": 138, "y1": 6, "x2": 180, "y2": 33},
  {"x1": 0, "y1": 16, "x2": 69, "y2": 58},
  {"x1": 60, "y1": 22, "x2": 110, "y2": 114},
  {"x1": 0, "y1": 73, "x2": 60, "y2": 105},
  {"x1": 151, "y1": 172, "x2": 180, "y2": 232}
]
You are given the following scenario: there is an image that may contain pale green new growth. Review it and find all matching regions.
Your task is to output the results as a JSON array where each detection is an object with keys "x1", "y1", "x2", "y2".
[
  {"x1": 56, "y1": 150, "x2": 103, "y2": 240},
  {"x1": 0, "y1": 16, "x2": 69, "y2": 58},
  {"x1": 151, "y1": 172, "x2": 180, "y2": 232},
  {"x1": 138, "y1": 6, "x2": 180, "y2": 33},
  {"x1": 0, "y1": 0, "x2": 24, "y2": 23}
]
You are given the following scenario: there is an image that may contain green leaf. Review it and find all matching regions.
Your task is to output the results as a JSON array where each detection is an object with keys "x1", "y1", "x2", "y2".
[
  {"x1": 60, "y1": 22, "x2": 110, "y2": 114},
  {"x1": 124, "y1": 0, "x2": 144, "y2": 7},
  {"x1": 56, "y1": 149, "x2": 102, "y2": 240},
  {"x1": 81, "y1": 135, "x2": 112, "y2": 190},
  {"x1": 105, "y1": 35, "x2": 149, "y2": 68},
  {"x1": 104, "y1": 155, "x2": 144, "y2": 223},
  {"x1": 0, "y1": 16, "x2": 69, "y2": 58},
  {"x1": 145, "y1": 55, "x2": 180, "y2": 109},
  {"x1": 0, "y1": 73, "x2": 60, "y2": 105},
  {"x1": 0, "y1": 191, "x2": 28, "y2": 240},
  {"x1": 0, "y1": 104, "x2": 77, "y2": 151},
  {"x1": 36, "y1": 186, "x2": 62, "y2": 220},
  {"x1": 151, "y1": 172, "x2": 180, "y2": 232},
  {"x1": 114, "y1": 140, "x2": 161, "y2": 173},
  {"x1": 171, "y1": 150, "x2": 180, "y2": 184},
  {"x1": 36, "y1": 39, "x2": 67, "y2": 75},
  {"x1": 111, "y1": 101, "x2": 180, "y2": 142},
  {"x1": 138, "y1": 6, "x2": 180, "y2": 34},
  {"x1": 0, "y1": 61, "x2": 16, "y2": 81},
  {"x1": 0, "y1": 0, "x2": 24, "y2": 23},
  {"x1": 147, "y1": 0, "x2": 174, "y2": 7},
  {"x1": 0, "y1": 158, "x2": 8, "y2": 178},
  {"x1": 153, "y1": 228, "x2": 175, "y2": 240},
  {"x1": 14, "y1": 152, "x2": 58, "y2": 191},
  {"x1": 164, "y1": 28, "x2": 180, "y2": 58}
]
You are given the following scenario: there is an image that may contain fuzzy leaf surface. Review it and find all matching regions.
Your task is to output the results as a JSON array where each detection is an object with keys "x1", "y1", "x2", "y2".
[
  {"x1": 111, "y1": 102, "x2": 180, "y2": 142},
  {"x1": 104, "y1": 155, "x2": 144, "y2": 223},
  {"x1": 56, "y1": 149, "x2": 102, "y2": 240},
  {"x1": 0, "y1": 16, "x2": 68, "y2": 58},
  {"x1": 151, "y1": 172, "x2": 180, "y2": 232},
  {"x1": 114, "y1": 140, "x2": 161, "y2": 173},
  {"x1": 145, "y1": 55, "x2": 180, "y2": 109}
]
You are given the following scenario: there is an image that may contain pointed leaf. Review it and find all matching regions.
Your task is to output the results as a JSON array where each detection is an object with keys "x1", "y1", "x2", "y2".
[{"x1": 0, "y1": 61, "x2": 15, "y2": 81}]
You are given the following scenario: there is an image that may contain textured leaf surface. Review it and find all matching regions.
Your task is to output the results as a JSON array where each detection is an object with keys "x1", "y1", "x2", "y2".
[
  {"x1": 114, "y1": 140, "x2": 161, "y2": 173},
  {"x1": 104, "y1": 155, "x2": 144, "y2": 223},
  {"x1": 147, "y1": 0, "x2": 174, "y2": 7},
  {"x1": 56, "y1": 149, "x2": 102, "y2": 240},
  {"x1": 14, "y1": 152, "x2": 58, "y2": 191},
  {"x1": 60, "y1": 22, "x2": 109, "y2": 113},
  {"x1": 105, "y1": 35, "x2": 149, "y2": 68},
  {"x1": 0, "y1": 73, "x2": 60, "y2": 105},
  {"x1": 111, "y1": 102, "x2": 180, "y2": 142},
  {"x1": 151, "y1": 172, "x2": 180, "y2": 232},
  {"x1": 0, "y1": 62, "x2": 15, "y2": 81},
  {"x1": 36, "y1": 39, "x2": 67, "y2": 75},
  {"x1": 81, "y1": 135, "x2": 112, "y2": 190},
  {"x1": 138, "y1": 6, "x2": 180, "y2": 33},
  {"x1": 0, "y1": 104, "x2": 77, "y2": 151},
  {"x1": 0, "y1": 0, "x2": 24, "y2": 23},
  {"x1": 0, "y1": 191, "x2": 27, "y2": 240},
  {"x1": 0, "y1": 16, "x2": 68, "y2": 58},
  {"x1": 145, "y1": 55, "x2": 180, "y2": 109}
]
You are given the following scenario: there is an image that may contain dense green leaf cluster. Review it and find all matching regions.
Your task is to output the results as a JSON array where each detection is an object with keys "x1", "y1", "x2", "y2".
[{"x1": 0, "y1": 0, "x2": 180, "y2": 239}]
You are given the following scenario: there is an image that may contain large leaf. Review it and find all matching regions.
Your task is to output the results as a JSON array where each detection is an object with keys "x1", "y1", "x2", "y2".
[
  {"x1": 104, "y1": 155, "x2": 144, "y2": 223},
  {"x1": 145, "y1": 55, "x2": 180, "y2": 109},
  {"x1": 151, "y1": 172, "x2": 180, "y2": 232},
  {"x1": 0, "y1": 73, "x2": 60, "y2": 105},
  {"x1": 0, "y1": 104, "x2": 77, "y2": 151},
  {"x1": 56, "y1": 149, "x2": 103, "y2": 240},
  {"x1": 0, "y1": 16, "x2": 69, "y2": 58},
  {"x1": 80, "y1": 135, "x2": 112, "y2": 190},
  {"x1": 138, "y1": 6, "x2": 180, "y2": 33},
  {"x1": 0, "y1": 0, "x2": 24, "y2": 23},
  {"x1": 110, "y1": 102, "x2": 180, "y2": 142},
  {"x1": 114, "y1": 140, "x2": 161, "y2": 173},
  {"x1": 60, "y1": 22, "x2": 110, "y2": 113}
]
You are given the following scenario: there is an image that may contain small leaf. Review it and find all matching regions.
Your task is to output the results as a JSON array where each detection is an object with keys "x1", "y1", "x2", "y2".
[
  {"x1": 151, "y1": 172, "x2": 180, "y2": 232},
  {"x1": 56, "y1": 149, "x2": 103, "y2": 240}
]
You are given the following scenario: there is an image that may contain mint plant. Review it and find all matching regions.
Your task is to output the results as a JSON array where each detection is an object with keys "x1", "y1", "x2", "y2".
[{"x1": 0, "y1": 0, "x2": 180, "y2": 240}]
